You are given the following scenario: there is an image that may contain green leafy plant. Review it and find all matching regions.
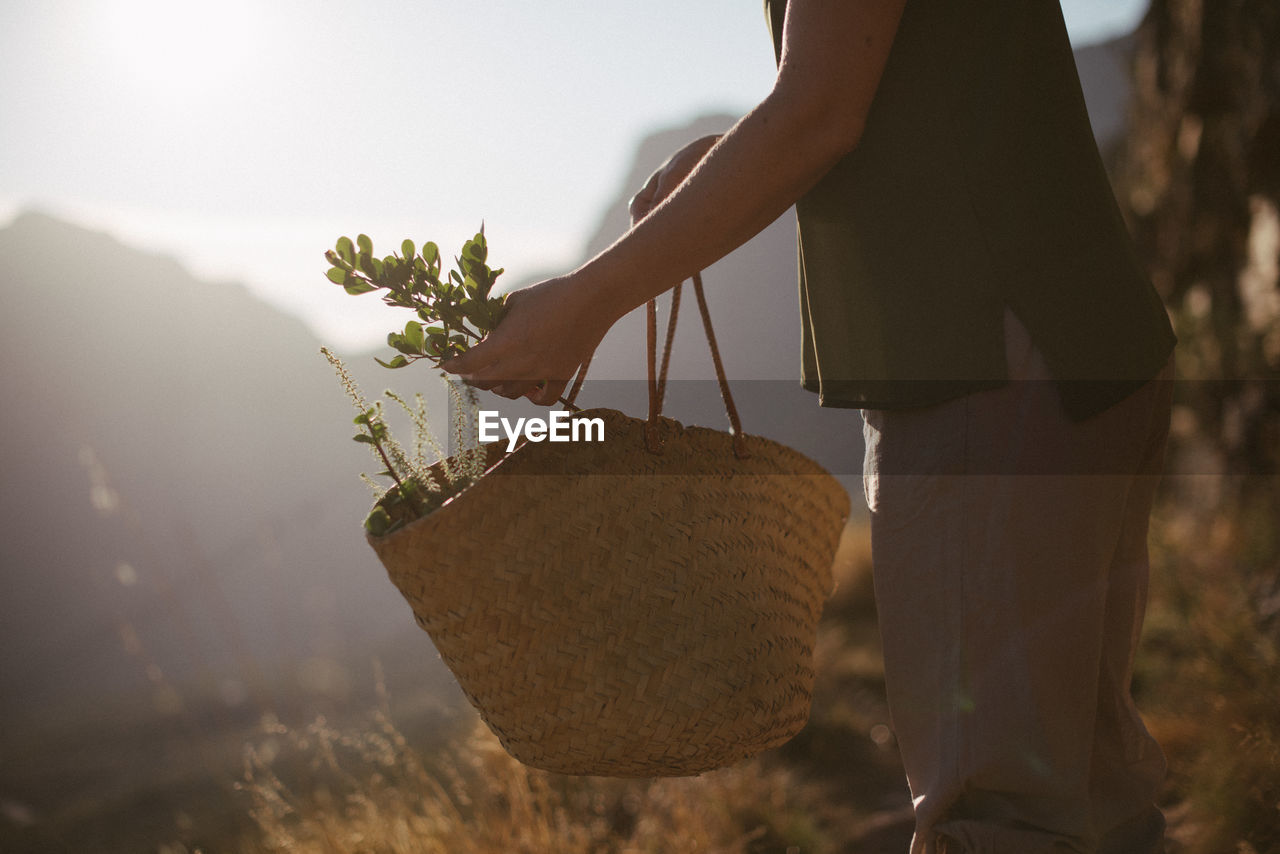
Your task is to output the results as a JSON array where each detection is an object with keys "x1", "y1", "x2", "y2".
[
  {"x1": 320, "y1": 228, "x2": 506, "y2": 537},
  {"x1": 324, "y1": 226, "x2": 507, "y2": 370}
]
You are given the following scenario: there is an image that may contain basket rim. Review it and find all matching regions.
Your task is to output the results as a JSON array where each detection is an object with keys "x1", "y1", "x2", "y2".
[{"x1": 365, "y1": 406, "x2": 851, "y2": 547}]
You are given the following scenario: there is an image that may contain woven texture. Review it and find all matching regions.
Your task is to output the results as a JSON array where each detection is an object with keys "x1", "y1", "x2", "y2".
[{"x1": 368, "y1": 407, "x2": 850, "y2": 777}]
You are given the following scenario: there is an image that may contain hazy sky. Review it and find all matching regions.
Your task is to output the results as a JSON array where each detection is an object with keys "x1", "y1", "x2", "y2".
[{"x1": 1, "y1": 0, "x2": 1148, "y2": 350}]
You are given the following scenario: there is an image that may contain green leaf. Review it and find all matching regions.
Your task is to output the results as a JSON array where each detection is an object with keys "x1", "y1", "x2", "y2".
[
  {"x1": 436, "y1": 304, "x2": 464, "y2": 328},
  {"x1": 375, "y1": 355, "x2": 411, "y2": 369},
  {"x1": 353, "y1": 434, "x2": 376, "y2": 445},
  {"x1": 326, "y1": 267, "x2": 349, "y2": 284},
  {"x1": 357, "y1": 233, "x2": 373, "y2": 255},
  {"x1": 401, "y1": 239, "x2": 415, "y2": 260},
  {"x1": 336, "y1": 236, "x2": 355, "y2": 265},
  {"x1": 462, "y1": 299, "x2": 485, "y2": 328},
  {"x1": 403, "y1": 320, "x2": 425, "y2": 352},
  {"x1": 365, "y1": 507, "x2": 391, "y2": 537},
  {"x1": 388, "y1": 331, "x2": 419, "y2": 356},
  {"x1": 385, "y1": 260, "x2": 410, "y2": 289},
  {"x1": 344, "y1": 281, "x2": 378, "y2": 296},
  {"x1": 422, "y1": 241, "x2": 439, "y2": 267}
]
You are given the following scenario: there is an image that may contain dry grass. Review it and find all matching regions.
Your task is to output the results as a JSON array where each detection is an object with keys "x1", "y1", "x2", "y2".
[
  {"x1": 46, "y1": 497, "x2": 1280, "y2": 854},
  {"x1": 222, "y1": 519, "x2": 905, "y2": 854},
  {"x1": 222, "y1": 526, "x2": 897, "y2": 854},
  {"x1": 233, "y1": 711, "x2": 827, "y2": 854},
  {"x1": 1142, "y1": 481, "x2": 1280, "y2": 854}
]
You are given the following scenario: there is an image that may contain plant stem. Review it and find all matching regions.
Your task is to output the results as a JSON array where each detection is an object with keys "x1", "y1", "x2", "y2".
[{"x1": 371, "y1": 434, "x2": 405, "y2": 491}]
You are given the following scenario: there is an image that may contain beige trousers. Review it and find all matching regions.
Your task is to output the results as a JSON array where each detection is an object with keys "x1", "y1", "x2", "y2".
[{"x1": 862, "y1": 310, "x2": 1172, "y2": 854}]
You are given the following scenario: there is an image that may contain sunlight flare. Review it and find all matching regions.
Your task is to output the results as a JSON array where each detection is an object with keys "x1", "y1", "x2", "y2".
[{"x1": 95, "y1": 0, "x2": 260, "y2": 96}]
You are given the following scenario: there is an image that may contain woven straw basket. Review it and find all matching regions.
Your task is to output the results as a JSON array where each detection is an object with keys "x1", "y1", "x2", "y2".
[{"x1": 367, "y1": 274, "x2": 851, "y2": 777}]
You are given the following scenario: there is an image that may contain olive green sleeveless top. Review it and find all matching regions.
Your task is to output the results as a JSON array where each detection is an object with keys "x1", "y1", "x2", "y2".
[{"x1": 764, "y1": 0, "x2": 1174, "y2": 419}]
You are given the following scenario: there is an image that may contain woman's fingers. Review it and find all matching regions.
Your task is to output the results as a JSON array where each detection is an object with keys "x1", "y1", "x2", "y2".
[
  {"x1": 528, "y1": 378, "x2": 569, "y2": 407},
  {"x1": 460, "y1": 375, "x2": 502, "y2": 392},
  {"x1": 629, "y1": 134, "x2": 723, "y2": 226},
  {"x1": 491, "y1": 382, "x2": 535, "y2": 400},
  {"x1": 441, "y1": 343, "x2": 494, "y2": 379},
  {"x1": 629, "y1": 172, "x2": 661, "y2": 224},
  {"x1": 447, "y1": 340, "x2": 567, "y2": 402}
]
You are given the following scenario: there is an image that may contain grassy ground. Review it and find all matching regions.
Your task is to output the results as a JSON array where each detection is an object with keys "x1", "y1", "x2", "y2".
[
  {"x1": 4, "y1": 496, "x2": 1277, "y2": 852},
  {"x1": 222, "y1": 494, "x2": 1280, "y2": 854},
  {"x1": 223, "y1": 520, "x2": 908, "y2": 854},
  {"x1": 0, "y1": 520, "x2": 901, "y2": 854},
  {"x1": 1141, "y1": 480, "x2": 1280, "y2": 854}
]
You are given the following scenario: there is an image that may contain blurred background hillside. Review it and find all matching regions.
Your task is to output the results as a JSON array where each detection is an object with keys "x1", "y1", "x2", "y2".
[{"x1": 2, "y1": 1, "x2": 1278, "y2": 851}]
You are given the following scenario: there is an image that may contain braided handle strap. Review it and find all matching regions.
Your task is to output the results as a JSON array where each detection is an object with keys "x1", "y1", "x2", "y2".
[{"x1": 564, "y1": 272, "x2": 750, "y2": 459}]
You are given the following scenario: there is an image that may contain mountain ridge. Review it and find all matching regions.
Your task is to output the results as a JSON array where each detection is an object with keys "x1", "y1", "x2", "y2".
[{"x1": 0, "y1": 209, "x2": 436, "y2": 722}]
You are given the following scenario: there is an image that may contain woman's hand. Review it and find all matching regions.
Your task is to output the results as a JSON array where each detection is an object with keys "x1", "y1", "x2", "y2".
[
  {"x1": 628, "y1": 134, "x2": 722, "y2": 225},
  {"x1": 441, "y1": 272, "x2": 612, "y2": 406}
]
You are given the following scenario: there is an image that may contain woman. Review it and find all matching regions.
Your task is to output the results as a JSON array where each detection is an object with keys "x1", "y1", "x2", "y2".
[{"x1": 445, "y1": 1, "x2": 1175, "y2": 851}]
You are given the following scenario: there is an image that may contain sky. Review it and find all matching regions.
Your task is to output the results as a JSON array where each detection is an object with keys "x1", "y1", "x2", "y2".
[{"x1": 1, "y1": 0, "x2": 1150, "y2": 351}]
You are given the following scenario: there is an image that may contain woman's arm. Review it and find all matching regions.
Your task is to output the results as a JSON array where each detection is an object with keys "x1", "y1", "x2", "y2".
[{"x1": 445, "y1": 0, "x2": 906, "y2": 403}]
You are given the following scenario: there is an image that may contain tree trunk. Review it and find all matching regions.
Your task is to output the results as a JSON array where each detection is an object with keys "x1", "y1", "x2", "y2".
[{"x1": 1115, "y1": 0, "x2": 1280, "y2": 484}]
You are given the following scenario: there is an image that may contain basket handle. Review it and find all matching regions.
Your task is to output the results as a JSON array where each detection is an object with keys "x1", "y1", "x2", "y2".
[{"x1": 563, "y1": 272, "x2": 750, "y2": 459}]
